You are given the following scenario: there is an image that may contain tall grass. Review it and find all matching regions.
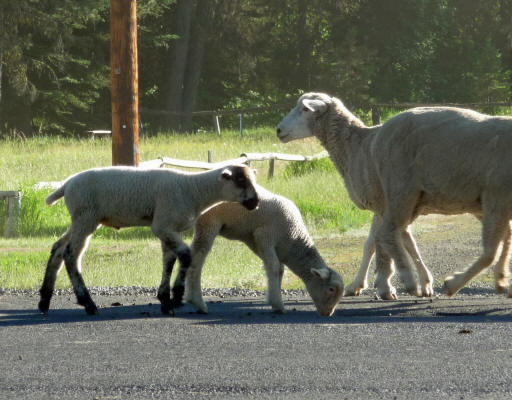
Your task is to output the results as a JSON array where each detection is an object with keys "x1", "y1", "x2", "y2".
[{"x1": 0, "y1": 128, "x2": 371, "y2": 290}]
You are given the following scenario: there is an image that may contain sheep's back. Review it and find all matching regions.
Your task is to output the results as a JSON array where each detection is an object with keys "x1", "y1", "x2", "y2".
[
  {"x1": 372, "y1": 107, "x2": 512, "y2": 214},
  {"x1": 63, "y1": 167, "x2": 178, "y2": 224}
]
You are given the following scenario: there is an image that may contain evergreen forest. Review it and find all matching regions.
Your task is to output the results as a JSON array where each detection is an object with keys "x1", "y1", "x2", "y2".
[{"x1": 1, "y1": 0, "x2": 511, "y2": 135}]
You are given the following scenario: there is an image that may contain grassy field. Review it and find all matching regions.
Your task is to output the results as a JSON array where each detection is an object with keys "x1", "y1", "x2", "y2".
[{"x1": 0, "y1": 128, "x2": 372, "y2": 291}]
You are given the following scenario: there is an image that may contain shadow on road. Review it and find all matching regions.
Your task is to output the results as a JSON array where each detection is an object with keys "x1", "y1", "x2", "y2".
[{"x1": 2, "y1": 295, "x2": 512, "y2": 328}]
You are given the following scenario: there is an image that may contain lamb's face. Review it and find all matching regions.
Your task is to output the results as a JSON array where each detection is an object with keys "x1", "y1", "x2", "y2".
[
  {"x1": 276, "y1": 92, "x2": 331, "y2": 142},
  {"x1": 306, "y1": 267, "x2": 344, "y2": 317},
  {"x1": 220, "y1": 165, "x2": 259, "y2": 210}
]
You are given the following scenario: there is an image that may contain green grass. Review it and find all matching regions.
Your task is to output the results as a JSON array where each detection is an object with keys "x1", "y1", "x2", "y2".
[{"x1": 0, "y1": 128, "x2": 372, "y2": 290}]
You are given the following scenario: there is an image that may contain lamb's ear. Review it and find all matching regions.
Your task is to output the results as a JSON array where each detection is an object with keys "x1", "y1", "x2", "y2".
[
  {"x1": 302, "y1": 99, "x2": 328, "y2": 114},
  {"x1": 220, "y1": 168, "x2": 232, "y2": 180},
  {"x1": 311, "y1": 267, "x2": 329, "y2": 281}
]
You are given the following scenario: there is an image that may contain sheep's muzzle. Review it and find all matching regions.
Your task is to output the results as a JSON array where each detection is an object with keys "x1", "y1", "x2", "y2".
[{"x1": 242, "y1": 195, "x2": 259, "y2": 210}]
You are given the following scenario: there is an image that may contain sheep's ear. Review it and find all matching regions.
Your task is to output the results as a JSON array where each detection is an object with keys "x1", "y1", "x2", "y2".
[
  {"x1": 311, "y1": 267, "x2": 329, "y2": 281},
  {"x1": 302, "y1": 99, "x2": 328, "y2": 114},
  {"x1": 220, "y1": 168, "x2": 232, "y2": 180}
]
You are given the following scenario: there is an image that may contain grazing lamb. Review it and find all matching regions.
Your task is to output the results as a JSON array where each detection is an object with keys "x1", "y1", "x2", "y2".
[
  {"x1": 39, "y1": 165, "x2": 259, "y2": 315},
  {"x1": 277, "y1": 92, "x2": 512, "y2": 299},
  {"x1": 185, "y1": 184, "x2": 344, "y2": 316}
]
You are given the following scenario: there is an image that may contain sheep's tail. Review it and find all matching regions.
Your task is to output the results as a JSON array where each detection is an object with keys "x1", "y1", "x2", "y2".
[{"x1": 46, "y1": 184, "x2": 66, "y2": 206}]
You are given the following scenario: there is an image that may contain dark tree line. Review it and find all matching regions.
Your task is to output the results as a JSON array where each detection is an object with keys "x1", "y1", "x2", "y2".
[{"x1": 1, "y1": 0, "x2": 511, "y2": 136}]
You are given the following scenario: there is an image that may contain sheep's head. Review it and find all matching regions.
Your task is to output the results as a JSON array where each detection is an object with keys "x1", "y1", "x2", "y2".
[
  {"x1": 305, "y1": 266, "x2": 344, "y2": 317},
  {"x1": 277, "y1": 92, "x2": 332, "y2": 142},
  {"x1": 219, "y1": 165, "x2": 259, "y2": 210}
]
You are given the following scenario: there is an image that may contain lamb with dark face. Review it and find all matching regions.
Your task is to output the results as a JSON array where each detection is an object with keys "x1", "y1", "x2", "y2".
[{"x1": 38, "y1": 164, "x2": 259, "y2": 316}]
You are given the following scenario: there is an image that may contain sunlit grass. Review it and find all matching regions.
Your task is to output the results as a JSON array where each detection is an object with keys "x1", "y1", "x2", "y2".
[{"x1": 0, "y1": 128, "x2": 372, "y2": 290}]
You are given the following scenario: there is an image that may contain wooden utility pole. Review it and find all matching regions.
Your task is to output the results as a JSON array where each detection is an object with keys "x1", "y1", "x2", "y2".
[{"x1": 110, "y1": 0, "x2": 139, "y2": 166}]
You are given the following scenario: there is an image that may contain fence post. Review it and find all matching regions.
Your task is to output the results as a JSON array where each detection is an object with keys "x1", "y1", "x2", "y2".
[
  {"x1": 239, "y1": 113, "x2": 243, "y2": 136},
  {"x1": 3, "y1": 191, "x2": 22, "y2": 238},
  {"x1": 213, "y1": 114, "x2": 221, "y2": 135},
  {"x1": 208, "y1": 150, "x2": 213, "y2": 163},
  {"x1": 371, "y1": 105, "x2": 381, "y2": 125},
  {"x1": 268, "y1": 158, "x2": 275, "y2": 179}
]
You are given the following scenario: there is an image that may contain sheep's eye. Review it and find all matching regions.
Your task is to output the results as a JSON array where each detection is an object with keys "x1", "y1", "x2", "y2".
[
  {"x1": 302, "y1": 107, "x2": 309, "y2": 112},
  {"x1": 328, "y1": 287, "x2": 335, "y2": 293}
]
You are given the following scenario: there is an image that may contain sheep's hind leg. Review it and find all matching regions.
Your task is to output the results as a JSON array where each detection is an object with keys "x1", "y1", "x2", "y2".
[
  {"x1": 445, "y1": 206, "x2": 509, "y2": 296},
  {"x1": 63, "y1": 224, "x2": 98, "y2": 315},
  {"x1": 39, "y1": 230, "x2": 71, "y2": 314},
  {"x1": 344, "y1": 216, "x2": 377, "y2": 296}
]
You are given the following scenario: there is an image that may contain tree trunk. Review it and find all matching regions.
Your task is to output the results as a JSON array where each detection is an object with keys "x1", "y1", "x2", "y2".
[
  {"x1": 165, "y1": 0, "x2": 196, "y2": 131},
  {"x1": 181, "y1": 0, "x2": 214, "y2": 132},
  {"x1": 0, "y1": 49, "x2": 3, "y2": 128},
  {"x1": 296, "y1": 0, "x2": 311, "y2": 89}
]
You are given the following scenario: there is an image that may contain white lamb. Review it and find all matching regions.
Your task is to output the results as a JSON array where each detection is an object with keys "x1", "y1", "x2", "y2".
[
  {"x1": 39, "y1": 165, "x2": 259, "y2": 315},
  {"x1": 277, "y1": 92, "x2": 512, "y2": 299},
  {"x1": 185, "y1": 184, "x2": 344, "y2": 316}
]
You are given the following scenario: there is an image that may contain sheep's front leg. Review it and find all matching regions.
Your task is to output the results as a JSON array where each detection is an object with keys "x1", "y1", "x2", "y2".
[
  {"x1": 344, "y1": 216, "x2": 377, "y2": 296},
  {"x1": 157, "y1": 241, "x2": 177, "y2": 315},
  {"x1": 186, "y1": 223, "x2": 221, "y2": 314},
  {"x1": 494, "y1": 224, "x2": 511, "y2": 294},
  {"x1": 373, "y1": 246, "x2": 397, "y2": 300},
  {"x1": 402, "y1": 228, "x2": 433, "y2": 297},
  {"x1": 153, "y1": 228, "x2": 190, "y2": 314},
  {"x1": 255, "y1": 240, "x2": 285, "y2": 314}
]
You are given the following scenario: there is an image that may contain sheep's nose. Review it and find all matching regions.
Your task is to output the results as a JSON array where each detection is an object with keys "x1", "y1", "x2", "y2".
[{"x1": 277, "y1": 128, "x2": 281, "y2": 134}]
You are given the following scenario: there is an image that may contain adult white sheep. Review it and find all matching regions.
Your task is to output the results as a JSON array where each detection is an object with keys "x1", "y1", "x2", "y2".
[
  {"x1": 185, "y1": 184, "x2": 344, "y2": 316},
  {"x1": 277, "y1": 92, "x2": 512, "y2": 299},
  {"x1": 38, "y1": 164, "x2": 259, "y2": 315}
]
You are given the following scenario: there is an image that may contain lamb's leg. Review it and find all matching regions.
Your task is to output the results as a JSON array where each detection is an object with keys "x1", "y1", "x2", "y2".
[
  {"x1": 185, "y1": 222, "x2": 221, "y2": 314},
  {"x1": 445, "y1": 206, "x2": 509, "y2": 296},
  {"x1": 157, "y1": 240, "x2": 176, "y2": 315},
  {"x1": 344, "y1": 215, "x2": 378, "y2": 296},
  {"x1": 152, "y1": 227, "x2": 190, "y2": 313},
  {"x1": 494, "y1": 223, "x2": 511, "y2": 294},
  {"x1": 402, "y1": 228, "x2": 434, "y2": 297},
  {"x1": 63, "y1": 222, "x2": 98, "y2": 315},
  {"x1": 254, "y1": 238, "x2": 285, "y2": 314},
  {"x1": 39, "y1": 230, "x2": 71, "y2": 314}
]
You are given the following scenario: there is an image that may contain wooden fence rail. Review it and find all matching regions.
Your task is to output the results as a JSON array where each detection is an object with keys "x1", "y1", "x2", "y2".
[{"x1": 139, "y1": 151, "x2": 328, "y2": 179}]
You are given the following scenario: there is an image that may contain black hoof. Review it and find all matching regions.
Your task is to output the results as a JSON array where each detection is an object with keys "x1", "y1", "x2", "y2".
[
  {"x1": 38, "y1": 299, "x2": 50, "y2": 315},
  {"x1": 84, "y1": 304, "x2": 99, "y2": 315},
  {"x1": 171, "y1": 285, "x2": 185, "y2": 308},
  {"x1": 157, "y1": 290, "x2": 174, "y2": 315},
  {"x1": 160, "y1": 302, "x2": 174, "y2": 315}
]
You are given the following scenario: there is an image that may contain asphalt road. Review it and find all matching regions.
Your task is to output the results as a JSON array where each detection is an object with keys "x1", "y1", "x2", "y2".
[{"x1": 2, "y1": 290, "x2": 512, "y2": 400}]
